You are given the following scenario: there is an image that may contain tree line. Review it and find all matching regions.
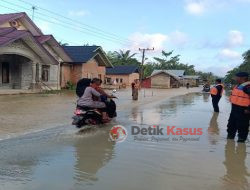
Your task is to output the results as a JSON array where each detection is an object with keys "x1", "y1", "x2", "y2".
[
  {"x1": 106, "y1": 50, "x2": 218, "y2": 83},
  {"x1": 224, "y1": 50, "x2": 250, "y2": 84}
]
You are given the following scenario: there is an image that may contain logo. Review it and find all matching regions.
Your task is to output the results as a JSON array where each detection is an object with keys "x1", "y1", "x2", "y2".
[
  {"x1": 109, "y1": 125, "x2": 128, "y2": 142},
  {"x1": 131, "y1": 125, "x2": 203, "y2": 142}
]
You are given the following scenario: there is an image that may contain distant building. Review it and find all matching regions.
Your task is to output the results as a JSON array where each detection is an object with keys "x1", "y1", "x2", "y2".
[
  {"x1": 142, "y1": 70, "x2": 181, "y2": 88},
  {"x1": 151, "y1": 70, "x2": 185, "y2": 78},
  {"x1": 62, "y1": 46, "x2": 112, "y2": 87},
  {"x1": 142, "y1": 69, "x2": 200, "y2": 88},
  {"x1": 0, "y1": 12, "x2": 72, "y2": 90},
  {"x1": 181, "y1": 75, "x2": 200, "y2": 87},
  {"x1": 106, "y1": 65, "x2": 139, "y2": 87}
]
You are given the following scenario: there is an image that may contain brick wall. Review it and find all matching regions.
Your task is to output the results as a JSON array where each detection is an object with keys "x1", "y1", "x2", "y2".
[
  {"x1": 151, "y1": 73, "x2": 170, "y2": 88},
  {"x1": 81, "y1": 59, "x2": 106, "y2": 82},
  {"x1": 71, "y1": 64, "x2": 82, "y2": 84},
  {"x1": 61, "y1": 64, "x2": 72, "y2": 88}
]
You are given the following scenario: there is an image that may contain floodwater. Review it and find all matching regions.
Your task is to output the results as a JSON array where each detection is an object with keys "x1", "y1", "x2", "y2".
[{"x1": 0, "y1": 92, "x2": 249, "y2": 190}]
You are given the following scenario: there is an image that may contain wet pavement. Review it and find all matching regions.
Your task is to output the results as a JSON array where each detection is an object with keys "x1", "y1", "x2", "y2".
[{"x1": 0, "y1": 91, "x2": 249, "y2": 190}]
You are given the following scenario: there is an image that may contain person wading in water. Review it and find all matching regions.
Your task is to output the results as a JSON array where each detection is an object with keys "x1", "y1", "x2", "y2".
[
  {"x1": 132, "y1": 79, "x2": 140, "y2": 100},
  {"x1": 210, "y1": 79, "x2": 224, "y2": 112},
  {"x1": 227, "y1": 72, "x2": 250, "y2": 143}
]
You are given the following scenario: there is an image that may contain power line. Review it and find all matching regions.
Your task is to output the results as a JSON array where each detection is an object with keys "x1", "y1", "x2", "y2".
[
  {"x1": 0, "y1": 0, "x2": 131, "y2": 45},
  {"x1": 0, "y1": 3, "x2": 130, "y2": 46},
  {"x1": 17, "y1": 0, "x2": 133, "y2": 44},
  {"x1": 139, "y1": 47, "x2": 154, "y2": 83}
]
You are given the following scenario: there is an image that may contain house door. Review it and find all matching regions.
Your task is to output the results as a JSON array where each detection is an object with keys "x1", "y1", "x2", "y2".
[{"x1": 2, "y1": 62, "x2": 10, "y2": 84}]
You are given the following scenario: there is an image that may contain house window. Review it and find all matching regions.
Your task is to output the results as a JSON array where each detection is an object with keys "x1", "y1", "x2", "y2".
[
  {"x1": 116, "y1": 78, "x2": 119, "y2": 83},
  {"x1": 120, "y1": 78, "x2": 123, "y2": 83},
  {"x1": 2, "y1": 62, "x2": 10, "y2": 83},
  {"x1": 42, "y1": 65, "x2": 50, "y2": 82},
  {"x1": 106, "y1": 78, "x2": 111, "y2": 84}
]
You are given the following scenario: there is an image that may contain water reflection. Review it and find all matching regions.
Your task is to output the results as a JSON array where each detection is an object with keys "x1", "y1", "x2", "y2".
[
  {"x1": 207, "y1": 113, "x2": 220, "y2": 145},
  {"x1": 222, "y1": 140, "x2": 249, "y2": 190},
  {"x1": 201, "y1": 92, "x2": 210, "y2": 102},
  {"x1": 73, "y1": 130, "x2": 114, "y2": 183},
  {"x1": 158, "y1": 93, "x2": 197, "y2": 115}
]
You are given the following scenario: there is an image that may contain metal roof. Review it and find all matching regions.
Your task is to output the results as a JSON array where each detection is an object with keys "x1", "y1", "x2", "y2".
[
  {"x1": 63, "y1": 46, "x2": 100, "y2": 63},
  {"x1": 106, "y1": 65, "x2": 139, "y2": 75}
]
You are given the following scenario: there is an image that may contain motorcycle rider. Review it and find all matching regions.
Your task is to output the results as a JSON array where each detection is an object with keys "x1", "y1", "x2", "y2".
[
  {"x1": 93, "y1": 78, "x2": 117, "y2": 118},
  {"x1": 77, "y1": 78, "x2": 110, "y2": 122}
]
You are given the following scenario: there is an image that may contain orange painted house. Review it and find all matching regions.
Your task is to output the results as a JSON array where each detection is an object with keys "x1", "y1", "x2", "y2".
[
  {"x1": 105, "y1": 65, "x2": 139, "y2": 87},
  {"x1": 61, "y1": 46, "x2": 112, "y2": 88}
]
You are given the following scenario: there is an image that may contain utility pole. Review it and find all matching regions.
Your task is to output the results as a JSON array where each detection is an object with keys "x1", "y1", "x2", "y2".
[
  {"x1": 32, "y1": 6, "x2": 37, "y2": 21},
  {"x1": 139, "y1": 47, "x2": 154, "y2": 85}
]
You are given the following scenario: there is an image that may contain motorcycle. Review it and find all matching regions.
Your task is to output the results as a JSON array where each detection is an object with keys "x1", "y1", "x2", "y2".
[
  {"x1": 202, "y1": 84, "x2": 210, "y2": 93},
  {"x1": 72, "y1": 91, "x2": 117, "y2": 128}
]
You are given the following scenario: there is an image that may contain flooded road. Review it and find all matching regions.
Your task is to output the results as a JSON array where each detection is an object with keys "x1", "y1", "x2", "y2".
[{"x1": 0, "y1": 92, "x2": 249, "y2": 190}]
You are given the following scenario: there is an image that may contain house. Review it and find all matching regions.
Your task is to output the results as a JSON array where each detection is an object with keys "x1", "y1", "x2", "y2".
[
  {"x1": 142, "y1": 69, "x2": 200, "y2": 88},
  {"x1": 105, "y1": 65, "x2": 139, "y2": 87},
  {"x1": 181, "y1": 75, "x2": 200, "y2": 87},
  {"x1": 142, "y1": 70, "x2": 181, "y2": 88},
  {"x1": 62, "y1": 46, "x2": 112, "y2": 87},
  {"x1": 163, "y1": 70, "x2": 200, "y2": 87},
  {"x1": 152, "y1": 70, "x2": 185, "y2": 78},
  {"x1": 0, "y1": 12, "x2": 72, "y2": 90}
]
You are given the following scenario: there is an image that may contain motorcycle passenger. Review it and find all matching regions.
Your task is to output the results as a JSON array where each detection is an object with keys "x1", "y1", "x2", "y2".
[
  {"x1": 77, "y1": 78, "x2": 110, "y2": 122},
  {"x1": 92, "y1": 78, "x2": 117, "y2": 118}
]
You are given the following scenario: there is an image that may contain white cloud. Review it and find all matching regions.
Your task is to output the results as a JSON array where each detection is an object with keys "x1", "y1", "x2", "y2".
[
  {"x1": 128, "y1": 32, "x2": 168, "y2": 52},
  {"x1": 185, "y1": 1, "x2": 205, "y2": 15},
  {"x1": 202, "y1": 65, "x2": 232, "y2": 76},
  {"x1": 185, "y1": 0, "x2": 229, "y2": 15},
  {"x1": 128, "y1": 31, "x2": 189, "y2": 52},
  {"x1": 226, "y1": 30, "x2": 244, "y2": 47},
  {"x1": 169, "y1": 30, "x2": 189, "y2": 47},
  {"x1": 68, "y1": 10, "x2": 90, "y2": 17},
  {"x1": 217, "y1": 48, "x2": 241, "y2": 60},
  {"x1": 199, "y1": 30, "x2": 244, "y2": 49}
]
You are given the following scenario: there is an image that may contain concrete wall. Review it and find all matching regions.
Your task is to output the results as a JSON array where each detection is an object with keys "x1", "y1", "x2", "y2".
[
  {"x1": 105, "y1": 73, "x2": 139, "y2": 87},
  {"x1": 151, "y1": 73, "x2": 171, "y2": 88},
  {"x1": 49, "y1": 64, "x2": 60, "y2": 89},
  {"x1": 0, "y1": 55, "x2": 31, "y2": 89},
  {"x1": 105, "y1": 74, "x2": 129, "y2": 85},
  {"x1": 21, "y1": 61, "x2": 32, "y2": 89},
  {"x1": 82, "y1": 59, "x2": 106, "y2": 81},
  {"x1": 181, "y1": 79, "x2": 199, "y2": 87},
  {"x1": 61, "y1": 64, "x2": 72, "y2": 88}
]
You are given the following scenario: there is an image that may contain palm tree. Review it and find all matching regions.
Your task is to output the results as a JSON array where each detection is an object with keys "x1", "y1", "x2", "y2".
[{"x1": 114, "y1": 50, "x2": 137, "y2": 65}]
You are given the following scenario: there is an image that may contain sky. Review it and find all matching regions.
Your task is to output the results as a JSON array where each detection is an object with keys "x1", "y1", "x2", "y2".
[{"x1": 1, "y1": 0, "x2": 250, "y2": 76}]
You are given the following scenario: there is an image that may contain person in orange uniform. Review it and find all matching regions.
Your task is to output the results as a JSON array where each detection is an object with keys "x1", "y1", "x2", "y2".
[
  {"x1": 227, "y1": 72, "x2": 250, "y2": 143},
  {"x1": 210, "y1": 79, "x2": 224, "y2": 112}
]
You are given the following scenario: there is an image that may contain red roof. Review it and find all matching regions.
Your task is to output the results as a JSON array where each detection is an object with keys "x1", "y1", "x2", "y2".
[
  {"x1": 0, "y1": 12, "x2": 25, "y2": 25},
  {"x1": 0, "y1": 27, "x2": 29, "y2": 46},
  {"x1": 0, "y1": 12, "x2": 43, "y2": 35},
  {"x1": 35, "y1": 35, "x2": 52, "y2": 44}
]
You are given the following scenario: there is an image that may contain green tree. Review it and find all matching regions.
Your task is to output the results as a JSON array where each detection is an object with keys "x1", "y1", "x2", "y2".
[
  {"x1": 153, "y1": 50, "x2": 196, "y2": 75},
  {"x1": 106, "y1": 50, "x2": 140, "y2": 66},
  {"x1": 58, "y1": 41, "x2": 69, "y2": 46},
  {"x1": 224, "y1": 50, "x2": 250, "y2": 84}
]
